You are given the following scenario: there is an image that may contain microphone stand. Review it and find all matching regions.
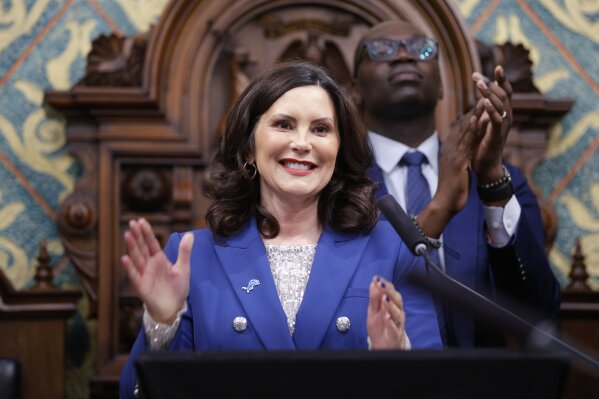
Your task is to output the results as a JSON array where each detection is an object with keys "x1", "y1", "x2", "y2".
[
  {"x1": 376, "y1": 193, "x2": 599, "y2": 376},
  {"x1": 412, "y1": 238, "x2": 599, "y2": 376}
]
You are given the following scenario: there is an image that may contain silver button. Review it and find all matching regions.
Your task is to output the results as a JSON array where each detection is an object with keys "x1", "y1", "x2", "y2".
[
  {"x1": 336, "y1": 316, "x2": 351, "y2": 333},
  {"x1": 233, "y1": 316, "x2": 247, "y2": 332}
]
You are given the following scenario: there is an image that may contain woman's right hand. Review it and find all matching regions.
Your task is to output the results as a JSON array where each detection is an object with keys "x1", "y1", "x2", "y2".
[{"x1": 121, "y1": 218, "x2": 194, "y2": 324}]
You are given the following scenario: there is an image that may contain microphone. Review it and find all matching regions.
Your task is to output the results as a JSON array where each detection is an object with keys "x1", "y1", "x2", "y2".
[
  {"x1": 377, "y1": 194, "x2": 429, "y2": 257},
  {"x1": 376, "y1": 194, "x2": 599, "y2": 374}
]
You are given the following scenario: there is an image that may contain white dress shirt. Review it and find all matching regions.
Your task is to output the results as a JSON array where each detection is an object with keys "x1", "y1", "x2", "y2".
[{"x1": 369, "y1": 131, "x2": 521, "y2": 270}]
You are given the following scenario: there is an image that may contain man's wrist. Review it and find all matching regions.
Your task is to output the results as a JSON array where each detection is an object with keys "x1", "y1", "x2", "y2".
[
  {"x1": 477, "y1": 165, "x2": 514, "y2": 203},
  {"x1": 477, "y1": 164, "x2": 505, "y2": 185}
]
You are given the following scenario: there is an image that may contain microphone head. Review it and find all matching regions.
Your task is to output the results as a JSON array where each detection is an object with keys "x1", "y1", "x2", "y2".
[{"x1": 376, "y1": 194, "x2": 429, "y2": 256}]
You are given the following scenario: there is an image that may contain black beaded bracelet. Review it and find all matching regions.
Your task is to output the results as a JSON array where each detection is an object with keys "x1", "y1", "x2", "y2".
[
  {"x1": 477, "y1": 165, "x2": 511, "y2": 190},
  {"x1": 477, "y1": 166, "x2": 514, "y2": 202},
  {"x1": 478, "y1": 181, "x2": 514, "y2": 202},
  {"x1": 412, "y1": 216, "x2": 442, "y2": 249}
]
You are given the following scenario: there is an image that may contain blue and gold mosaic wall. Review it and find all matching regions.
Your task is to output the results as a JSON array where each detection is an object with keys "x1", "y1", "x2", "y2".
[
  {"x1": 0, "y1": 0, "x2": 598, "y2": 397},
  {"x1": 0, "y1": 1, "x2": 168, "y2": 397},
  {"x1": 459, "y1": 0, "x2": 599, "y2": 290}
]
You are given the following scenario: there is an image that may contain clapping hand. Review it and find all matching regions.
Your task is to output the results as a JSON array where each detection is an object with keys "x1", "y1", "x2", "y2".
[
  {"x1": 121, "y1": 218, "x2": 194, "y2": 324},
  {"x1": 471, "y1": 65, "x2": 513, "y2": 185},
  {"x1": 367, "y1": 275, "x2": 408, "y2": 350},
  {"x1": 435, "y1": 102, "x2": 483, "y2": 217}
]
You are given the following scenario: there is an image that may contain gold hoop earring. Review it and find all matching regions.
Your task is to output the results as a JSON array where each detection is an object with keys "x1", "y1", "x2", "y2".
[{"x1": 243, "y1": 161, "x2": 257, "y2": 180}]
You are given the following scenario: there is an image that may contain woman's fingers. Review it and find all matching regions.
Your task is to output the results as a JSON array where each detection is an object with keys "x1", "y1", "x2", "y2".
[
  {"x1": 124, "y1": 230, "x2": 147, "y2": 274},
  {"x1": 175, "y1": 233, "x2": 194, "y2": 273},
  {"x1": 121, "y1": 255, "x2": 142, "y2": 293},
  {"x1": 376, "y1": 276, "x2": 405, "y2": 328},
  {"x1": 369, "y1": 276, "x2": 384, "y2": 314},
  {"x1": 367, "y1": 276, "x2": 409, "y2": 349},
  {"x1": 383, "y1": 294, "x2": 405, "y2": 332},
  {"x1": 129, "y1": 219, "x2": 151, "y2": 261},
  {"x1": 139, "y1": 218, "x2": 163, "y2": 256}
]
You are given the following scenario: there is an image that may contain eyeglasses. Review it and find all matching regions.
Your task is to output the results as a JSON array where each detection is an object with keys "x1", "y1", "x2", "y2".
[{"x1": 362, "y1": 36, "x2": 438, "y2": 62}]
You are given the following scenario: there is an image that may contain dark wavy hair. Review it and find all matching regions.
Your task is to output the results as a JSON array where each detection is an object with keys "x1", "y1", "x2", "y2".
[{"x1": 204, "y1": 60, "x2": 378, "y2": 238}]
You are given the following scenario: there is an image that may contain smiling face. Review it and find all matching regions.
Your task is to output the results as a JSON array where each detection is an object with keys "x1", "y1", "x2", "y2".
[
  {"x1": 251, "y1": 85, "x2": 340, "y2": 208},
  {"x1": 355, "y1": 21, "x2": 442, "y2": 118}
]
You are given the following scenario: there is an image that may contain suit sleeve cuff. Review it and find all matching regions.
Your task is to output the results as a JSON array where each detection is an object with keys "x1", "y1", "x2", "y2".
[
  {"x1": 143, "y1": 302, "x2": 188, "y2": 351},
  {"x1": 483, "y1": 195, "x2": 521, "y2": 247}
]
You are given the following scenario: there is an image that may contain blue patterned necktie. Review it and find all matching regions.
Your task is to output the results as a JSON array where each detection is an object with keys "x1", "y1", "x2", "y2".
[
  {"x1": 400, "y1": 151, "x2": 431, "y2": 217},
  {"x1": 400, "y1": 151, "x2": 452, "y2": 346}
]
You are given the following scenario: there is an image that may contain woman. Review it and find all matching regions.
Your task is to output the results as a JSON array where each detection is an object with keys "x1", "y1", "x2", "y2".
[{"x1": 119, "y1": 60, "x2": 458, "y2": 398}]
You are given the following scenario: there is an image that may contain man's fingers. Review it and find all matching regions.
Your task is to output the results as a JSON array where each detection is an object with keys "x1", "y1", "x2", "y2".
[
  {"x1": 476, "y1": 79, "x2": 505, "y2": 115},
  {"x1": 462, "y1": 113, "x2": 480, "y2": 151},
  {"x1": 483, "y1": 98, "x2": 504, "y2": 126},
  {"x1": 473, "y1": 98, "x2": 485, "y2": 119},
  {"x1": 494, "y1": 65, "x2": 505, "y2": 85},
  {"x1": 494, "y1": 65, "x2": 513, "y2": 98}
]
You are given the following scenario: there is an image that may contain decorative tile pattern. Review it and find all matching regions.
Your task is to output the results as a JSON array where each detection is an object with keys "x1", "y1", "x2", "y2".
[{"x1": 457, "y1": 0, "x2": 599, "y2": 287}]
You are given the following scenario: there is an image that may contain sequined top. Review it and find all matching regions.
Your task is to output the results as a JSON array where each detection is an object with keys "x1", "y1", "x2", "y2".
[{"x1": 265, "y1": 243, "x2": 317, "y2": 336}]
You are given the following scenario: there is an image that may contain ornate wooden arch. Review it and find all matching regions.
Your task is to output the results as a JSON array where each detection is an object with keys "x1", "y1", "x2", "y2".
[{"x1": 45, "y1": 0, "x2": 570, "y2": 396}]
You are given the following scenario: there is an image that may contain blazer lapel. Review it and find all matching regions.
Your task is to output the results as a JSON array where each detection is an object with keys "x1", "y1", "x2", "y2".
[
  {"x1": 214, "y1": 219, "x2": 294, "y2": 349},
  {"x1": 292, "y1": 225, "x2": 369, "y2": 349},
  {"x1": 443, "y1": 177, "x2": 483, "y2": 289}
]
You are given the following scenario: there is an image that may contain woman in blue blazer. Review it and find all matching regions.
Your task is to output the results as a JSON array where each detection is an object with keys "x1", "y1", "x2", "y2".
[{"x1": 119, "y1": 60, "x2": 478, "y2": 398}]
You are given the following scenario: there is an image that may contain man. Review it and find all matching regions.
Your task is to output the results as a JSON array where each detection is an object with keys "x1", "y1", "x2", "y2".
[{"x1": 353, "y1": 20, "x2": 561, "y2": 347}]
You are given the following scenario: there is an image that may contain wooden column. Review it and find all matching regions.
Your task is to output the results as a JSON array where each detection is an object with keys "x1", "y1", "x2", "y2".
[{"x1": 0, "y1": 245, "x2": 81, "y2": 399}]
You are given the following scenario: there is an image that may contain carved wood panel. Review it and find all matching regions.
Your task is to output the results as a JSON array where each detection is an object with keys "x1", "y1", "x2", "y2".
[{"x1": 0, "y1": 259, "x2": 80, "y2": 399}]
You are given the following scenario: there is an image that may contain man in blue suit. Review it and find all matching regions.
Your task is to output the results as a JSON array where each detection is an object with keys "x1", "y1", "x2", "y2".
[{"x1": 353, "y1": 20, "x2": 561, "y2": 347}]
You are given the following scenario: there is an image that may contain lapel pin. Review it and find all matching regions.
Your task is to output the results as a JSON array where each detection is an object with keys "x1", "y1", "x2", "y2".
[{"x1": 242, "y1": 279, "x2": 260, "y2": 293}]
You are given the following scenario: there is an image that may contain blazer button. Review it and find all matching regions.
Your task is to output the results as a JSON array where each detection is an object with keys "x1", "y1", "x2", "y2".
[
  {"x1": 233, "y1": 316, "x2": 248, "y2": 332},
  {"x1": 336, "y1": 316, "x2": 351, "y2": 333}
]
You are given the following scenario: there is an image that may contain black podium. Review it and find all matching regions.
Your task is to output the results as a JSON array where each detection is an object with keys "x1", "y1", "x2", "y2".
[{"x1": 135, "y1": 349, "x2": 570, "y2": 399}]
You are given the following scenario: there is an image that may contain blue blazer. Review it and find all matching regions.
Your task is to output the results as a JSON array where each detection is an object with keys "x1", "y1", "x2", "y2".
[
  {"x1": 369, "y1": 163, "x2": 561, "y2": 347},
  {"x1": 120, "y1": 219, "x2": 442, "y2": 398}
]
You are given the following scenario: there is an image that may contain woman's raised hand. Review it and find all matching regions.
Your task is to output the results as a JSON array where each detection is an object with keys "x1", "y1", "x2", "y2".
[
  {"x1": 121, "y1": 218, "x2": 194, "y2": 324},
  {"x1": 367, "y1": 276, "x2": 409, "y2": 350}
]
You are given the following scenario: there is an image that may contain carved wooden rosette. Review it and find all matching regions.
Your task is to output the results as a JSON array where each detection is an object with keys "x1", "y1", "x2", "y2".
[{"x1": 43, "y1": 0, "x2": 572, "y2": 395}]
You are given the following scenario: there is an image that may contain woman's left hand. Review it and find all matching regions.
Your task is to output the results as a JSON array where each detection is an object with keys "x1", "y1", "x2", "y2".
[{"x1": 366, "y1": 275, "x2": 409, "y2": 350}]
